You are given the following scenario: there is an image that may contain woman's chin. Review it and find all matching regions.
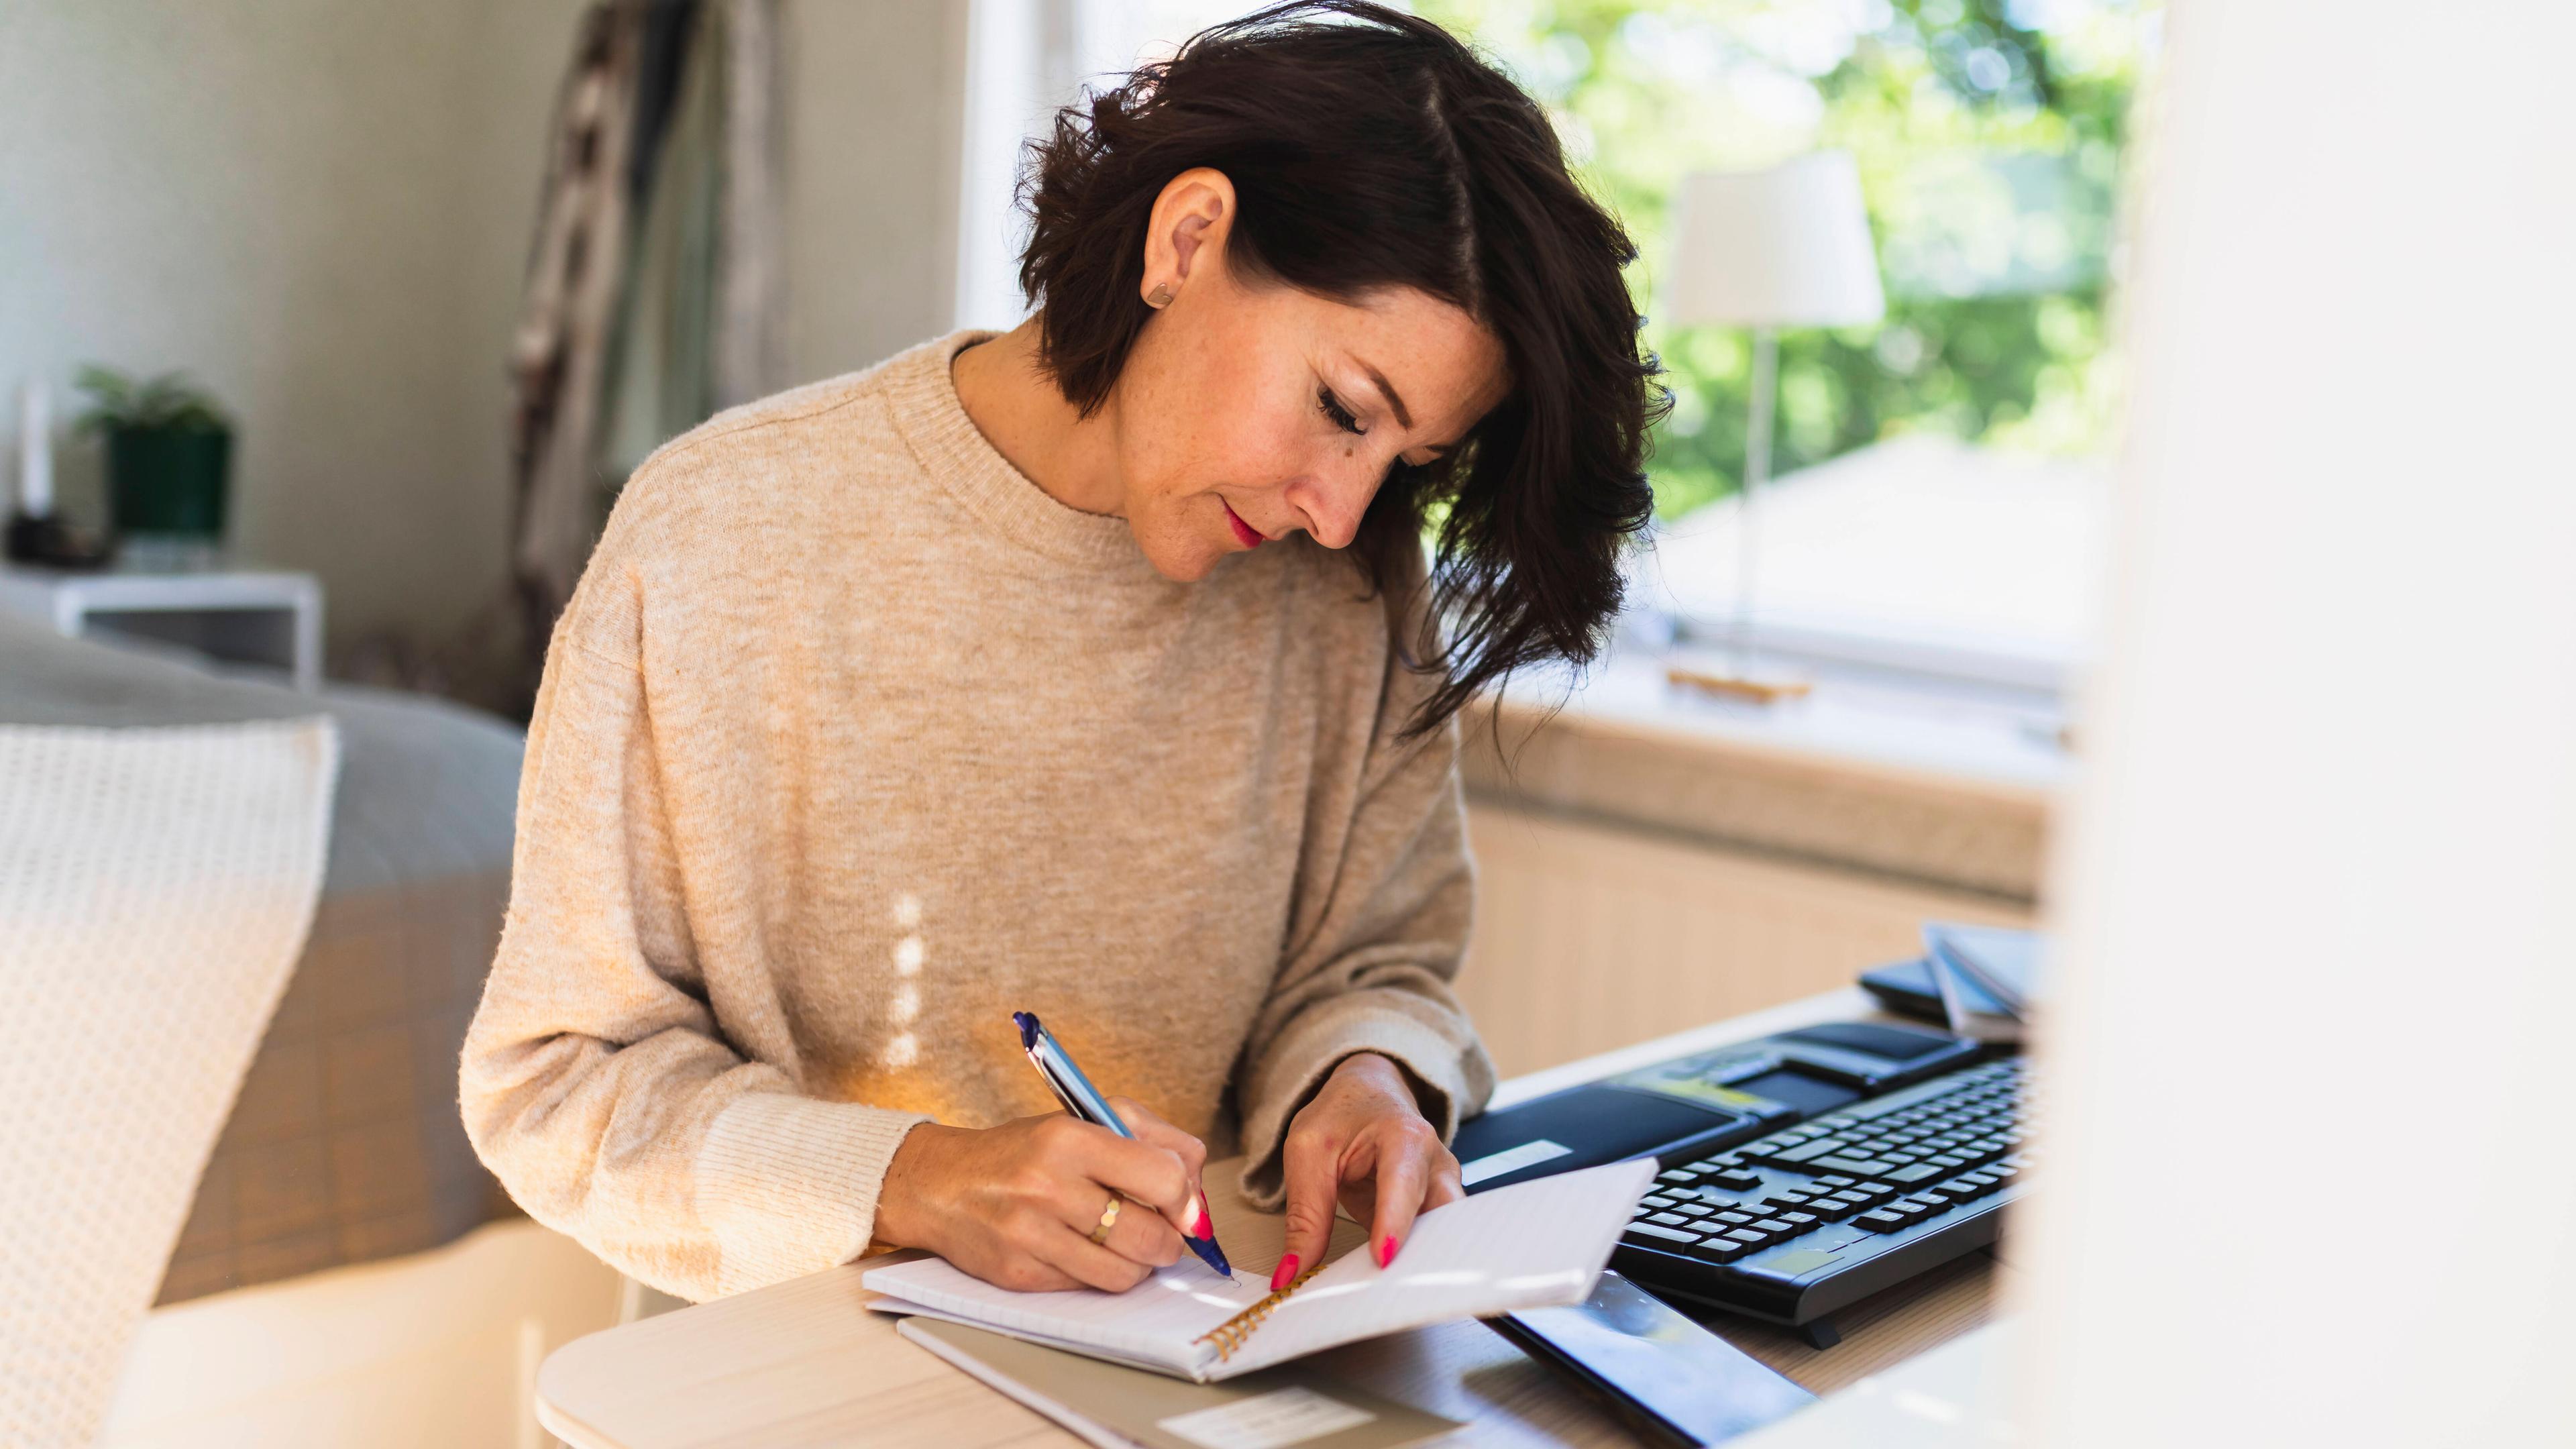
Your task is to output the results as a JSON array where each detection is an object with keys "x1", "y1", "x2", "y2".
[
  {"x1": 1139, "y1": 539, "x2": 1222, "y2": 583},
  {"x1": 1131, "y1": 521, "x2": 1231, "y2": 583}
]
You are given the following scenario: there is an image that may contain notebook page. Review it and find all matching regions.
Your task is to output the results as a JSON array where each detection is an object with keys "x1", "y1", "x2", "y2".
[
  {"x1": 1216, "y1": 1158, "x2": 1656, "y2": 1379},
  {"x1": 865, "y1": 1254, "x2": 1269, "y2": 1375}
]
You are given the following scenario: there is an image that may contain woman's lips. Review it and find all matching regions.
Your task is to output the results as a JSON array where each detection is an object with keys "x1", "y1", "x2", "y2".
[{"x1": 1222, "y1": 501, "x2": 1263, "y2": 549}]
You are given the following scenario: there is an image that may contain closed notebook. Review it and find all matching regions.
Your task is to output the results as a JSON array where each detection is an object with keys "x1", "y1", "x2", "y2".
[
  {"x1": 864, "y1": 1159, "x2": 1654, "y2": 1383},
  {"x1": 896, "y1": 1318, "x2": 1464, "y2": 1449}
]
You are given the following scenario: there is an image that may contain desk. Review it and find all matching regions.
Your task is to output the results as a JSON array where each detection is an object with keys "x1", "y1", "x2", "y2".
[{"x1": 537, "y1": 988, "x2": 2003, "y2": 1448}]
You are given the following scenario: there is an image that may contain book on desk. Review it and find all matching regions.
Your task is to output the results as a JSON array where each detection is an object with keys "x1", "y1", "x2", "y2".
[{"x1": 862, "y1": 1161, "x2": 1653, "y2": 1381}]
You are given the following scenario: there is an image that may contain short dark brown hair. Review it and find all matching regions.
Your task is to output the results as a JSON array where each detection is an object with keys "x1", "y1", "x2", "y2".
[{"x1": 1019, "y1": 0, "x2": 1662, "y2": 735}]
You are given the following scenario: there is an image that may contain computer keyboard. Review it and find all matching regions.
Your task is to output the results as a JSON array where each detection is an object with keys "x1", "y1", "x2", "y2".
[{"x1": 1610, "y1": 1057, "x2": 2035, "y2": 1348}]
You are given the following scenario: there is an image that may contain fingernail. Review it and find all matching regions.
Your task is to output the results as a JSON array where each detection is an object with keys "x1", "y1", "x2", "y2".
[
  {"x1": 1377, "y1": 1236, "x2": 1399, "y2": 1268},
  {"x1": 1269, "y1": 1254, "x2": 1300, "y2": 1293},
  {"x1": 1190, "y1": 1202, "x2": 1212, "y2": 1238}
]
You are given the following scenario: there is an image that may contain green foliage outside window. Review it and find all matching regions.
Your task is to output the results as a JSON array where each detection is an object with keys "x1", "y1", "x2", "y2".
[{"x1": 1417, "y1": 0, "x2": 2151, "y2": 519}]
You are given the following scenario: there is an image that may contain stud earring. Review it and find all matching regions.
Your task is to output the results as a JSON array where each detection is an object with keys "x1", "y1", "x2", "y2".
[{"x1": 1146, "y1": 283, "x2": 1175, "y2": 309}]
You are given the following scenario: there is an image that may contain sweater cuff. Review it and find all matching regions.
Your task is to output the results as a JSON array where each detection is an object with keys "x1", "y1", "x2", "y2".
[
  {"x1": 1234, "y1": 1002, "x2": 1474, "y2": 1212},
  {"x1": 694, "y1": 1091, "x2": 931, "y2": 1297}
]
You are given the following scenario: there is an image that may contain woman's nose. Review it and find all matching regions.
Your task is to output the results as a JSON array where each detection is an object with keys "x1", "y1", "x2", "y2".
[{"x1": 1285, "y1": 462, "x2": 1378, "y2": 550}]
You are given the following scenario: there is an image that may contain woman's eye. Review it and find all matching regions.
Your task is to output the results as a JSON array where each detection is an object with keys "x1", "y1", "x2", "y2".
[{"x1": 1317, "y1": 386, "x2": 1366, "y2": 437}]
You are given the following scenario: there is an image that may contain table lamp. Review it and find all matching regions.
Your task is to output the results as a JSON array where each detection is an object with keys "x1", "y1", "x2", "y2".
[{"x1": 1663, "y1": 151, "x2": 1884, "y2": 702}]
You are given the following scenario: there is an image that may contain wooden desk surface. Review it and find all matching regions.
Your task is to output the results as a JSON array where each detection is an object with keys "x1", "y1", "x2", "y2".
[{"x1": 537, "y1": 989, "x2": 2002, "y2": 1449}]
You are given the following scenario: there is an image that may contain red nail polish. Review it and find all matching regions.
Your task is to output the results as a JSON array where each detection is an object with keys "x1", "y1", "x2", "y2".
[
  {"x1": 1377, "y1": 1236, "x2": 1399, "y2": 1268},
  {"x1": 1269, "y1": 1254, "x2": 1300, "y2": 1293}
]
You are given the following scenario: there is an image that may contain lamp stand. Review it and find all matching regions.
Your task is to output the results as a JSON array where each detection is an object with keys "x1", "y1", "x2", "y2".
[
  {"x1": 1668, "y1": 325, "x2": 1811, "y2": 706},
  {"x1": 1737, "y1": 325, "x2": 1776, "y2": 665}
]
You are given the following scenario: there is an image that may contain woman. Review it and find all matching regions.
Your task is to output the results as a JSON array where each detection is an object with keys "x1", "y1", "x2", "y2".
[{"x1": 461, "y1": 1, "x2": 1658, "y2": 1303}]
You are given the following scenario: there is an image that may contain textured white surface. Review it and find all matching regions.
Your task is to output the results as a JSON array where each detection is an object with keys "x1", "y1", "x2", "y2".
[{"x1": 0, "y1": 718, "x2": 339, "y2": 1448}]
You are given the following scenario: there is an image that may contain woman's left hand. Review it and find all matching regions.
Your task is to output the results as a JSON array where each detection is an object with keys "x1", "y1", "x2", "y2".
[{"x1": 1275, "y1": 1052, "x2": 1462, "y2": 1291}]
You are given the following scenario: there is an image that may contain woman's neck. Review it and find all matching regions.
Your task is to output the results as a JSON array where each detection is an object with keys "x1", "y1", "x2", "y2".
[{"x1": 950, "y1": 319, "x2": 1126, "y2": 518}]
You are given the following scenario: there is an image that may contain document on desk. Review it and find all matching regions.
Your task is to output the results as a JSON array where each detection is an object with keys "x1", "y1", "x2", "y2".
[
  {"x1": 865, "y1": 1159, "x2": 1655, "y2": 1383},
  {"x1": 898, "y1": 1318, "x2": 1465, "y2": 1449}
]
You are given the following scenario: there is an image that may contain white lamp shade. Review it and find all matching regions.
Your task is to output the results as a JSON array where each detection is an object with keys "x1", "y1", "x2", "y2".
[{"x1": 1666, "y1": 152, "x2": 1886, "y2": 329}]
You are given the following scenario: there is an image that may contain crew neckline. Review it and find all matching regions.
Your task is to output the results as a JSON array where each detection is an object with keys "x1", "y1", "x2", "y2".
[{"x1": 881, "y1": 331, "x2": 1154, "y2": 575}]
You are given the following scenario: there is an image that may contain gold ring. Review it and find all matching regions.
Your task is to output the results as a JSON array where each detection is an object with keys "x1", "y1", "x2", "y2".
[{"x1": 1088, "y1": 1193, "x2": 1122, "y2": 1246}]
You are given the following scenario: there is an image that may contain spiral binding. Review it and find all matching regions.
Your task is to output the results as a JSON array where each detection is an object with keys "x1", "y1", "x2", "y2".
[{"x1": 1195, "y1": 1260, "x2": 1327, "y2": 1362}]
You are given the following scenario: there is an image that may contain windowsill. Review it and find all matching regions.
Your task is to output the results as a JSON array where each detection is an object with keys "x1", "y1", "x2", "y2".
[{"x1": 1462, "y1": 647, "x2": 2060, "y2": 903}]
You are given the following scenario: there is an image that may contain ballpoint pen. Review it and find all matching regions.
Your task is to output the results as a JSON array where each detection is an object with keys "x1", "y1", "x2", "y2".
[{"x1": 1012, "y1": 1010, "x2": 1234, "y2": 1279}]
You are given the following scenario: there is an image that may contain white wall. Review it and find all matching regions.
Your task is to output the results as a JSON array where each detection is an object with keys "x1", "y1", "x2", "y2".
[{"x1": 0, "y1": 0, "x2": 966, "y2": 655}]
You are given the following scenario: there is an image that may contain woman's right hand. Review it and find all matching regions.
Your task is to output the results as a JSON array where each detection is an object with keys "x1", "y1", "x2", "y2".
[{"x1": 873, "y1": 1102, "x2": 1207, "y2": 1293}]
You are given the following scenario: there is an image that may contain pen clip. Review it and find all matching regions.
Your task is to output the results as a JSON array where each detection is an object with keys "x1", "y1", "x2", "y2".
[{"x1": 1013, "y1": 1012, "x2": 1126, "y2": 1134}]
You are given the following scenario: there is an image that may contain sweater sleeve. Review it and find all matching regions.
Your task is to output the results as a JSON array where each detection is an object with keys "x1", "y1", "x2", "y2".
[
  {"x1": 458, "y1": 590, "x2": 928, "y2": 1303},
  {"x1": 1232, "y1": 604, "x2": 1498, "y2": 1210}
]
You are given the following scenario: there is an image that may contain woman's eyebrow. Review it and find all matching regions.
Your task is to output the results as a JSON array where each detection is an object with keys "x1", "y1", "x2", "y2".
[{"x1": 1356, "y1": 360, "x2": 1415, "y2": 431}]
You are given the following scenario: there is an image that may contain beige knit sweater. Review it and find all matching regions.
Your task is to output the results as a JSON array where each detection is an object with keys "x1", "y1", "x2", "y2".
[{"x1": 460, "y1": 332, "x2": 1496, "y2": 1302}]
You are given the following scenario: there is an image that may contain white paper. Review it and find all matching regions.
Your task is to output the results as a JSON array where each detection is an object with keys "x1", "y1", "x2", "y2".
[
  {"x1": 1157, "y1": 1387, "x2": 1377, "y2": 1449},
  {"x1": 1219, "y1": 1159, "x2": 1655, "y2": 1377},
  {"x1": 1457, "y1": 1138, "x2": 1573, "y2": 1186}
]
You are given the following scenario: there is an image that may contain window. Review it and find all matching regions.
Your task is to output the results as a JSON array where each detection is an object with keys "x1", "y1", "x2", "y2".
[{"x1": 1421, "y1": 0, "x2": 2153, "y2": 708}]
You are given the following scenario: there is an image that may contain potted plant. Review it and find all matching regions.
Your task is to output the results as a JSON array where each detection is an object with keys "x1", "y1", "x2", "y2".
[{"x1": 74, "y1": 365, "x2": 234, "y2": 557}]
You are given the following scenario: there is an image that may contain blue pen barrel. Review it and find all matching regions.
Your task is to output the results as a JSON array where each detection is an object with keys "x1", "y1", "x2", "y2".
[{"x1": 1012, "y1": 1010, "x2": 1234, "y2": 1279}]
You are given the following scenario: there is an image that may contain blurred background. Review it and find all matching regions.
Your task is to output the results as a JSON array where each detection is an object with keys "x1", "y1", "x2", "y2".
[{"x1": 2, "y1": 2, "x2": 2153, "y2": 1444}]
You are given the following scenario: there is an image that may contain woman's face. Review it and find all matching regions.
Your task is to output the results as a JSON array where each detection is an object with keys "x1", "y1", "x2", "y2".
[{"x1": 1105, "y1": 175, "x2": 1510, "y2": 582}]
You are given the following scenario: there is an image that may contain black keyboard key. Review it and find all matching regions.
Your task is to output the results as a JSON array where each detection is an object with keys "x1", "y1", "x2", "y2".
[
  {"x1": 1815, "y1": 1175, "x2": 1858, "y2": 1188},
  {"x1": 1854, "y1": 1210, "x2": 1911, "y2": 1233},
  {"x1": 1640, "y1": 1195, "x2": 1676, "y2": 1210},
  {"x1": 1624, "y1": 1222, "x2": 1701, "y2": 1246},
  {"x1": 1723, "y1": 1228, "x2": 1770, "y2": 1246},
  {"x1": 1805, "y1": 1197, "x2": 1860, "y2": 1221},
  {"x1": 1647, "y1": 1212, "x2": 1692, "y2": 1227},
  {"x1": 1774, "y1": 1211, "x2": 1821, "y2": 1232},
  {"x1": 1705, "y1": 1171, "x2": 1764, "y2": 1192},
  {"x1": 1809, "y1": 1155, "x2": 1898, "y2": 1176},
  {"x1": 1885, "y1": 1163, "x2": 1941, "y2": 1184},
  {"x1": 1673, "y1": 1203, "x2": 1715, "y2": 1220},
  {"x1": 1712, "y1": 1211, "x2": 1758, "y2": 1227},
  {"x1": 1689, "y1": 1237, "x2": 1750, "y2": 1263},
  {"x1": 1656, "y1": 1169, "x2": 1701, "y2": 1187},
  {"x1": 1770, "y1": 1138, "x2": 1851, "y2": 1165},
  {"x1": 1750, "y1": 1218, "x2": 1798, "y2": 1236}
]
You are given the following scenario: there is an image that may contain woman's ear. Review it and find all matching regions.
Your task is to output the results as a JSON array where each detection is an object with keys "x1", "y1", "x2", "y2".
[{"x1": 1141, "y1": 167, "x2": 1236, "y2": 305}]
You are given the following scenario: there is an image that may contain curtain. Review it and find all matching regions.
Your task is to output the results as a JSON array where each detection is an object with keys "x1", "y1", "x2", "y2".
[{"x1": 504, "y1": 0, "x2": 784, "y2": 709}]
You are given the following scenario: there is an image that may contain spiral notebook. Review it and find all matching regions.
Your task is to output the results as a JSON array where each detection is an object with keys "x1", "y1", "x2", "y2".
[{"x1": 863, "y1": 1159, "x2": 1654, "y2": 1383}]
